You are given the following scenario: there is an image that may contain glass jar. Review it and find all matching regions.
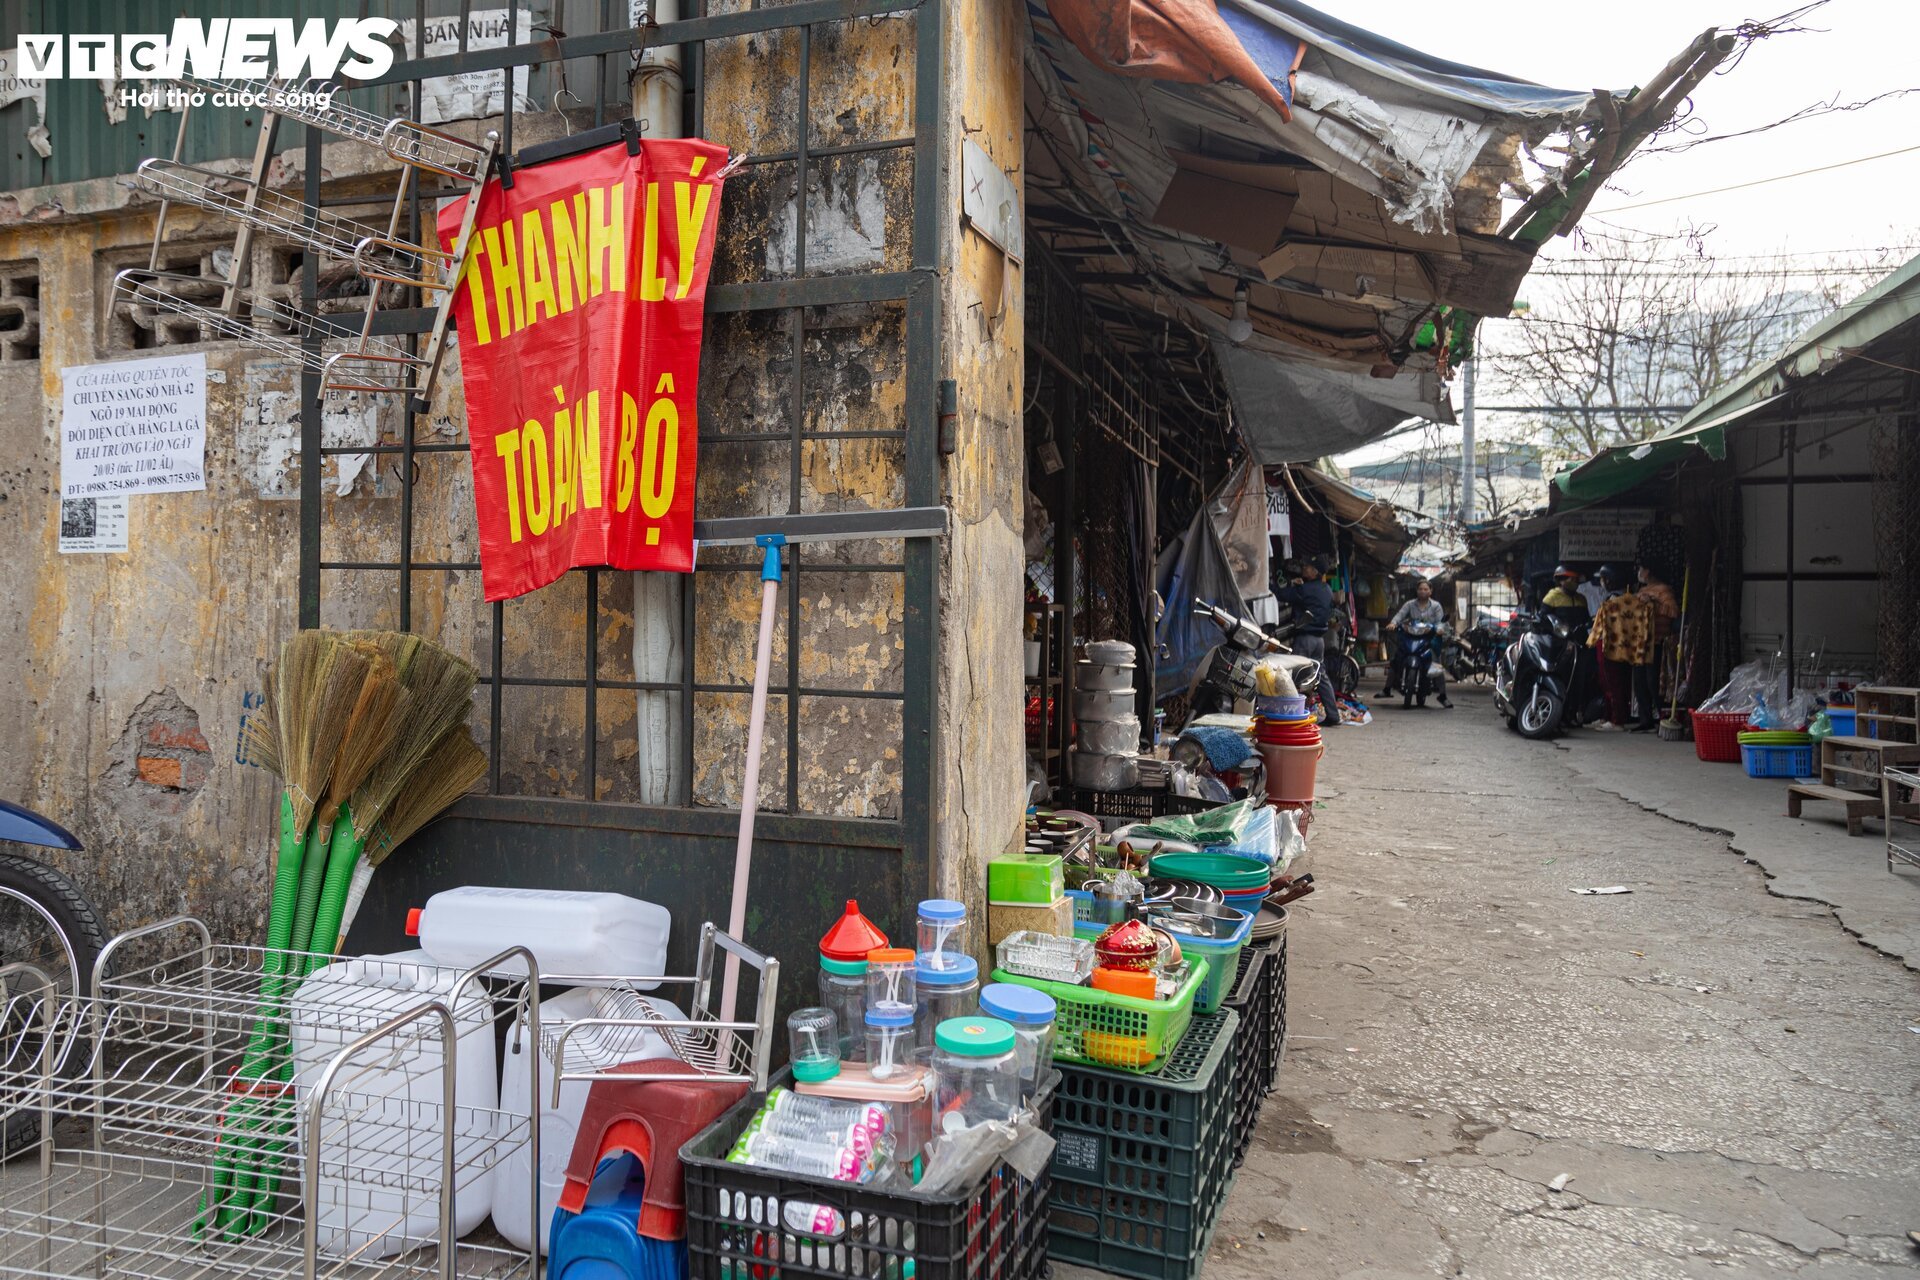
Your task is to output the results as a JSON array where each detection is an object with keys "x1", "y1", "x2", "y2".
[
  {"x1": 787, "y1": 1007, "x2": 841, "y2": 1083},
  {"x1": 978, "y1": 983, "x2": 1056, "y2": 1102},
  {"x1": 864, "y1": 1006, "x2": 916, "y2": 1080},
  {"x1": 915, "y1": 955, "x2": 978, "y2": 1048},
  {"x1": 932, "y1": 1017, "x2": 1022, "y2": 1132},
  {"x1": 916, "y1": 899, "x2": 969, "y2": 972},
  {"x1": 865, "y1": 948, "x2": 917, "y2": 1021},
  {"x1": 817, "y1": 956, "x2": 867, "y2": 1061}
]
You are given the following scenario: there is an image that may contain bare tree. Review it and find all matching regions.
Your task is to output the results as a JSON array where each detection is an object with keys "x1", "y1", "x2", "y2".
[{"x1": 1483, "y1": 227, "x2": 1903, "y2": 457}]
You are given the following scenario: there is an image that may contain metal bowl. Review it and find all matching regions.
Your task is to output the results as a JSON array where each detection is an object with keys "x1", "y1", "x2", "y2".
[{"x1": 1148, "y1": 895, "x2": 1244, "y2": 937}]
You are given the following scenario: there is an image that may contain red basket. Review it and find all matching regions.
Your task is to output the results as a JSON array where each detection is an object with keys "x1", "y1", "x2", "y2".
[{"x1": 1690, "y1": 710, "x2": 1750, "y2": 763}]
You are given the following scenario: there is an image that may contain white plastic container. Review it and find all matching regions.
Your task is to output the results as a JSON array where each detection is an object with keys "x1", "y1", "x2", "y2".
[
  {"x1": 408, "y1": 887, "x2": 670, "y2": 989},
  {"x1": 289, "y1": 950, "x2": 499, "y2": 1259},
  {"x1": 492, "y1": 985, "x2": 685, "y2": 1254}
]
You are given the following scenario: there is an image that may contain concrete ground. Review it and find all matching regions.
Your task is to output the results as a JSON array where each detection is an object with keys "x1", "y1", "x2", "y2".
[{"x1": 1206, "y1": 684, "x2": 1920, "y2": 1279}]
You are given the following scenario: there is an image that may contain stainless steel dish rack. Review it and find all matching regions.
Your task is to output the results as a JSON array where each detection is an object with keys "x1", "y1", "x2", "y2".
[
  {"x1": 0, "y1": 917, "x2": 781, "y2": 1280},
  {"x1": 0, "y1": 916, "x2": 540, "y2": 1280}
]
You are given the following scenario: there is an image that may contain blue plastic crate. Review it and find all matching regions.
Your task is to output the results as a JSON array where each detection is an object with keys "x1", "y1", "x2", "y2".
[
  {"x1": 1826, "y1": 708, "x2": 1856, "y2": 736},
  {"x1": 1742, "y1": 743, "x2": 1814, "y2": 778}
]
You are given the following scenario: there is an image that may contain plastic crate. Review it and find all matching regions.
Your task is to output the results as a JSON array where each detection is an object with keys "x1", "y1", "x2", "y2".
[
  {"x1": 1163, "y1": 908, "x2": 1252, "y2": 1016},
  {"x1": 1690, "y1": 710, "x2": 1749, "y2": 763},
  {"x1": 682, "y1": 1069, "x2": 1056, "y2": 1280},
  {"x1": 1827, "y1": 708, "x2": 1856, "y2": 736},
  {"x1": 1742, "y1": 742, "x2": 1815, "y2": 778},
  {"x1": 989, "y1": 958, "x2": 1207, "y2": 1073},
  {"x1": 1219, "y1": 945, "x2": 1269, "y2": 1168},
  {"x1": 1061, "y1": 787, "x2": 1220, "y2": 825},
  {"x1": 1262, "y1": 928, "x2": 1289, "y2": 1089},
  {"x1": 1047, "y1": 1011, "x2": 1240, "y2": 1280}
]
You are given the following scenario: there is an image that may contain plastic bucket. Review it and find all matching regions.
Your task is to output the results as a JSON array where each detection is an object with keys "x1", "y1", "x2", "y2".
[{"x1": 1261, "y1": 741, "x2": 1324, "y2": 804}]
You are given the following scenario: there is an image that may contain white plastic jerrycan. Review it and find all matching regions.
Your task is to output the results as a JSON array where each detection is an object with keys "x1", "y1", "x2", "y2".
[
  {"x1": 491, "y1": 985, "x2": 687, "y2": 1254},
  {"x1": 407, "y1": 887, "x2": 670, "y2": 988},
  {"x1": 290, "y1": 950, "x2": 499, "y2": 1258}
]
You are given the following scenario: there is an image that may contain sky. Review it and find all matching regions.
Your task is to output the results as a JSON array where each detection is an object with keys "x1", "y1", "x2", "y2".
[{"x1": 1332, "y1": 0, "x2": 1920, "y2": 467}]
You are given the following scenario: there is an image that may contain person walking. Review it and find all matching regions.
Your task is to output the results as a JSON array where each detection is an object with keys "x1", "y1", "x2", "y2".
[
  {"x1": 1277, "y1": 557, "x2": 1341, "y2": 726},
  {"x1": 1630, "y1": 562, "x2": 1681, "y2": 732},
  {"x1": 1586, "y1": 567, "x2": 1650, "y2": 730}
]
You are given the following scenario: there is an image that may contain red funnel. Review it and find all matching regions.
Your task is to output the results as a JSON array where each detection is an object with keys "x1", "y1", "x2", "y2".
[{"x1": 819, "y1": 899, "x2": 889, "y2": 960}]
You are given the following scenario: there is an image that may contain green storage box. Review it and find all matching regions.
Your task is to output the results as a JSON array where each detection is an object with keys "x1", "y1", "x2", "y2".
[{"x1": 988, "y1": 854, "x2": 1064, "y2": 905}]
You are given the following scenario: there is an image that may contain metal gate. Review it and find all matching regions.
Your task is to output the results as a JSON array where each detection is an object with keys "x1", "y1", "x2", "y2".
[{"x1": 291, "y1": 0, "x2": 946, "y2": 978}]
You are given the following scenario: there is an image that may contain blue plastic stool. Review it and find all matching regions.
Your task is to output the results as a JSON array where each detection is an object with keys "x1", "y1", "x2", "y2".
[{"x1": 549, "y1": 1153, "x2": 688, "y2": 1280}]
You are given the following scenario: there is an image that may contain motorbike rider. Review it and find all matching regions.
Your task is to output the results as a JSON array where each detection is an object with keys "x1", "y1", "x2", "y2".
[
  {"x1": 1386, "y1": 579, "x2": 1452, "y2": 709},
  {"x1": 1542, "y1": 565, "x2": 1591, "y2": 623},
  {"x1": 1276, "y1": 555, "x2": 1340, "y2": 726}
]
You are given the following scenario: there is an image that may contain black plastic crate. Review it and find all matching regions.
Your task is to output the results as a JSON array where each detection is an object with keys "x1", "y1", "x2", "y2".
[
  {"x1": 1263, "y1": 924, "x2": 1289, "y2": 1089},
  {"x1": 1061, "y1": 787, "x2": 1221, "y2": 825},
  {"x1": 1047, "y1": 1010, "x2": 1240, "y2": 1280},
  {"x1": 1221, "y1": 945, "x2": 1269, "y2": 1168},
  {"x1": 682, "y1": 1070, "x2": 1055, "y2": 1280}
]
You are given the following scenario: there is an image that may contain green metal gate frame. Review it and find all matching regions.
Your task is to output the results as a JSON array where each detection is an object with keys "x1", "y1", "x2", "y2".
[{"x1": 296, "y1": 0, "x2": 946, "y2": 977}]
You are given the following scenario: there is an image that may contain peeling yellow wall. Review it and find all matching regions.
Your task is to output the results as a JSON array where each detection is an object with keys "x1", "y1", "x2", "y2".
[{"x1": 0, "y1": 7, "x2": 1030, "y2": 943}]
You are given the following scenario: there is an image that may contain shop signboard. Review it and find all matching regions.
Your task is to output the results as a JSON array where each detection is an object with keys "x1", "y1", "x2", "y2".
[
  {"x1": 440, "y1": 136, "x2": 730, "y2": 602},
  {"x1": 1557, "y1": 507, "x2": 1651, "y2": 561}
]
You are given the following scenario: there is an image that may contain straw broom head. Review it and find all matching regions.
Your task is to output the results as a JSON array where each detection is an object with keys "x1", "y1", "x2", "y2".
[
  {"x1": 315, "y1": 643, "x2": 409, "y2": 832},
  {"x1": 349, "y1": 639, "x2": 479, "y2": 839},
  {"x1": 242, "y1": 682, "x2": 284, "y2": 780},
  {"x1": 347, "y1": 630, "x2": 424, "y2": 682},
  {"x1": 367, "y1": 730, "x2": 488, "y2": 866},
  {"x1": 275, "y1": 632, "x2": 371, "y2": 832}
]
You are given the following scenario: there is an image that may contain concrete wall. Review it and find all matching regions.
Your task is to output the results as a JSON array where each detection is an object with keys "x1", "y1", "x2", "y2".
[{"x1": 0, "y1": 2, "x2": 1031, "y2": 946}]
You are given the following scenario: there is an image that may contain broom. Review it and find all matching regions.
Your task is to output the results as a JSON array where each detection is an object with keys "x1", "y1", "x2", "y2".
[
  {"x1": 200, "y1": 632, "x2": 371, "y2": 1236},
  {"x1": 308, "y1": 642, "x2": 480, "y2": 968},
  {"x1": 230, "y1": 646, "x2": 410, "y2": 1232},
  {"x1": 1659, "y1": 562, "x2": 1697, "y2": 741}
]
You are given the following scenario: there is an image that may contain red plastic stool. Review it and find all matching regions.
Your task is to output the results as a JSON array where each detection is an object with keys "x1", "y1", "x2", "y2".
[{"x1": 557, "y1": 1057, "x2": 747, "y2": 1241}]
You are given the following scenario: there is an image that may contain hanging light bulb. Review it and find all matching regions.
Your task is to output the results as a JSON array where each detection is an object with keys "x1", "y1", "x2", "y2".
[{"x1": 1226, "y1": 286, "x2": 1253, "y2": 344}]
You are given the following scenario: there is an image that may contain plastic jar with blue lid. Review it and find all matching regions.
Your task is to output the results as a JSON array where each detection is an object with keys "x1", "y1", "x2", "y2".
[
  {"x1": 979, "y1": 983, "x2": 1056, "y2": 1100},
  {"x1": 917, "y1": 899, "x2": 969, "y2": 972},
  {"x1": 914, "y1": 954, "x2": 978, "y2": 1047}
]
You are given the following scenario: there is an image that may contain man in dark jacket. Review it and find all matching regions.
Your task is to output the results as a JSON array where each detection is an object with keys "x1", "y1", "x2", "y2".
[{"x1": 1277, "y1": 558, "x2": 1339, "y2": 726}]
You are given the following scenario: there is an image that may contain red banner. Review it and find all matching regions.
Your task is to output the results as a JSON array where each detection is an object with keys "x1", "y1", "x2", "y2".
[{"x1": 438, "y1": 137, "x2": 729, "y2": 602}]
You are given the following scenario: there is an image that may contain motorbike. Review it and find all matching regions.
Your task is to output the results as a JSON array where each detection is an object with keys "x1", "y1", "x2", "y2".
[
  {"x1": 1493, "y1": 611, "x2": 1582, "y2": 738},
  {"x1": 1186, "y1": 598, "x2": 1323, "y2": 720},
  {"x1": 1393, "y1": 619, "x2": 1449, "y2": 708},
  {"x1": 1449, "y1": 623, "x2": 1502, "y2": 684}
]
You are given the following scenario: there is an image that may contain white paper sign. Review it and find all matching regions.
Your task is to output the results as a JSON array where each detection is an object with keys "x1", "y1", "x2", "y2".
[
  {"x1": 0, "y1": 49, "x2": 47, "y2": 118},
  {"x1": 61, "y1": 353, "x2": 208, "y2": 499},
  {"x1": 1558, "y1": 507, "x2": 1651, "y2": 561},
  {"x1": 406, "y1": 10, "x2": 535, "y2": 125},
  {"x1": 58, "y1": 496, "x2": 129, "y2": 554}
]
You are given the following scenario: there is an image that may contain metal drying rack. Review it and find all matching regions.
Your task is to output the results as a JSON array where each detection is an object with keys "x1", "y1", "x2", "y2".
[
  {"x1": 117, "y1": 76, "x2": 495, "y2": 401},
  {"x1": 0, "y1": 916, "x2": 780, "y2": 1280}
]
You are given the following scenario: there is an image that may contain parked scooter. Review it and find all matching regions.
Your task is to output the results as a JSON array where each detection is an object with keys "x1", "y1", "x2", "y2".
[
  {"x1": 1186, "y1": 599, "x2": 1321, "y2": 719},
  {"x1": 1394, "y1": 619, "x2": 1449, "y2": 708},
  {"x1": 1493, "y1": 611, "x2": 1582, "y2": 738}
]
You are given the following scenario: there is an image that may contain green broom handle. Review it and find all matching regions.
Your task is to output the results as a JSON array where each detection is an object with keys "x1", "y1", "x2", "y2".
[
  {"x1": 199, "y1": 794, "x2": 306, "y2": 1236},
  {"x1": 304, "y1": 811, "x2": 367, "y2": 978}
]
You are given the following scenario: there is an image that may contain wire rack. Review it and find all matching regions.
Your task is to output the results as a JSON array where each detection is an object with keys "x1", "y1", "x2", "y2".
[
  {"x1": 133, "y1": 160, "x2": 434, "y2": 284},
  {"x1": 111, "y1": 270, "x2": 428, "y2": 395},
  {"x1": 0, "y1": 918, "x2": 540, "y2": 1280},
  {"x1": 1885, "y1": 766, "x2": 1920, "y2": 874},
  {"x1": 540, "y1": 924, "x2": 781, "y2": 1094},
  {"x1": 177, "y1": 78, "x2": 494, "y2": 182}
]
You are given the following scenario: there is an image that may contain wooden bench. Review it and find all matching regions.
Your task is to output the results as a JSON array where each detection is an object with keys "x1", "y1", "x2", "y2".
[
  {"x1": 1787, "y1": 783, "x2": 1882, "y2": 836},
  {"x1": 1785, "y1": 736, "x2": 1920, "y2": 836}
]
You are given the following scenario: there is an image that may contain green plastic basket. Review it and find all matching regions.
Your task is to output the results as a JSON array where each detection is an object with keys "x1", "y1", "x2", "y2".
[{"x1": 989, "y1": 958, "x2": 1207, "y2": 1073}]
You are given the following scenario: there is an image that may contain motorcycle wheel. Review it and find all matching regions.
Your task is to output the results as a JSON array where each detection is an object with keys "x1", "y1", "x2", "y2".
[
  {"x1": 0, "y1": 853, "x2": 107, "y2": 1161},
  {"x1": 1515, "y1": 686, "x2": 1563, "y2": 740},
  {"x1": 1473, "y1": 665, "x2": 1490, "y2": 685}
]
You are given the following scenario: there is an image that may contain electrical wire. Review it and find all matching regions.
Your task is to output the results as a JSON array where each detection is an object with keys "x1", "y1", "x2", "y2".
[{"x1": 1595, "y1": 143, "x2": 1920, "y2": 213}]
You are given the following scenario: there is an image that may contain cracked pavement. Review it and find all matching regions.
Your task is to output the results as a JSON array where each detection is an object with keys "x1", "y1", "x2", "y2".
[{"x1": 1203, "y1": 685, "x2": 1920, "y2": 1279}]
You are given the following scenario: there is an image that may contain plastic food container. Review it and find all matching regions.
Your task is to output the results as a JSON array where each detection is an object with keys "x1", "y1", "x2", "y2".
[
  {"x1": 817, "y1": 958, "x2": 868, "y2": 1061},
  {"x1": 290, "y1": 951, "x2": 497, "y2": 1257},
  {"x1": 1077, "y1": 715, "x2": 1141, "y2": 756},
  {"x1": 494, "y1": 985, "x2": 683, "y2": 1254},
  {"x1": 788, "y1": 1007, "x2": 842, "y2": 1083},
  {"x1": 917, "y1": 899, "x2": 969, "y2": 972},
  {"x1": 1075, "y1": 688, "x2": 1135, "y2": 720},
  {"x1": 987, "y1": 855, "x2": 1064, "y2": 906},
  {"x1": 1085, "y1": 640, "x2": 1137, "y2": 665},
  {"x1": 933, "y1": 1017, "x2": 1023, "y2": 1131},
  {"x1": 995, "y1": 930, "x2": 1095, "y2": 985},
  {"x1": 1075, "y1": 660, "x2": 1137, "y2": 692},
  {"x1": 864, "y1": 1006, "x2": 916, "y2": 1081},
  {"x1": 979, "y1": 984, "x2": 1057, "y2": 1100},
  {"x1": 915, "y1": 954, "x2": 979, "y2": 1048},
  {"x1": 1070, "y1": 749, "x2": 1138, "y2": 791},
  {"x1": 406, "y1": 887, "x2": 669, "y2": 988},
  {"x1": 865, "y1": 948, "x2": 917, "y2": 1020}
]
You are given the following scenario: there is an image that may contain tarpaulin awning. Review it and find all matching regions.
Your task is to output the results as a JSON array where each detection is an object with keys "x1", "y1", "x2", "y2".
[
  {"x1": 1288, "y1": 465, "x2": 1423, "y2": 569},
  {"x1": 1216, "y1": 340, "x2": 1451, "y2": 464},
  {"x1": 1551, "y1": 395, "x2": 1781, "y2": 502}
]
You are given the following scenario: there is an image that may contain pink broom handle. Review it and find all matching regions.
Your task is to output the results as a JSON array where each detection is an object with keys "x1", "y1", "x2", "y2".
[{"x1": 720, "y1": 535, "x2": 783, "y2": 1025}]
